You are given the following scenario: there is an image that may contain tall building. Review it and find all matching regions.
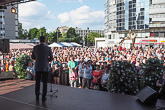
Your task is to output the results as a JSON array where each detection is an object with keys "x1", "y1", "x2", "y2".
[
  {"x1": 0, "y1": 5, "x2": 18, "y2": 39},
  {"x1": 104, "y1": 0, "x2": 165, "y2": 48}
]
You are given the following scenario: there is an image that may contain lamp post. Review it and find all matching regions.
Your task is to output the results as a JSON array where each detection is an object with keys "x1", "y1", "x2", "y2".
[
  {"x1": 57, "y1": 27, "x2": 58, "y2": 43},
  {"x1": 87, "y1": 27, "x2": 89, "y2": 47}
]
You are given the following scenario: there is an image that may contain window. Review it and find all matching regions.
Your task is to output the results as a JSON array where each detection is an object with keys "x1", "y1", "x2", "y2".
[
  {"x1": 108, "y1": 35, "x2": 111, "y2": 39},
  {"x1": 140, "y1": 25, "x2": 144, "y2": 29},
  {"x1": 150, "y1": 0, "x2": 152, "y2": 5}
]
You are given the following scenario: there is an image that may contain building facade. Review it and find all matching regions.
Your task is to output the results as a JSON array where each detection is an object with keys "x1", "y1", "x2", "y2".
[
  {"x1": 0, "y1": 5, "x2": 18, "y2": 39},
  {"x1": 104, "y1": 0, "x2": 165, "y2": 48},
  {"x1": 58, "y1": 26, "x2": 104, "y2": 40},
  {"x1": 75, "y1": 27, "x2": 104, "y2": 38},
  {"x1": 58, "y1": 26, "x2": 69, "y2": 36}
]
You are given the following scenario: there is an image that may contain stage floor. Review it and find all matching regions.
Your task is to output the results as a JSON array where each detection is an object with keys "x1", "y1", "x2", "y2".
[{"x1": 0, "y1": 79, "x2": 156, "y2": 110}]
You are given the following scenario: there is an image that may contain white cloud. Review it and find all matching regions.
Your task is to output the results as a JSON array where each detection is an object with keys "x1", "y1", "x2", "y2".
[
  {"x1": 19, "y1": 1, "x2": 55, "y2": 29},
  {"x1": 57, "y1": 6, "x2": 104, "y2": 28}
]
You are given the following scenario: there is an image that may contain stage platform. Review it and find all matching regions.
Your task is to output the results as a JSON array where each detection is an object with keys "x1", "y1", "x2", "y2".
[{"x1": 0, "y1": 79, "x2": 156, "y2": 110}]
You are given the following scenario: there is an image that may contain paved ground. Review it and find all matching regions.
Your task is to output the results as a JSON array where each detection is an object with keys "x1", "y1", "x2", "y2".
[
  {"x1": 0, "y1": 79, "x2": 156, "y2": 110},
  {"x1": 0, "y1": 79, "x2": 35, "y2": 95}
]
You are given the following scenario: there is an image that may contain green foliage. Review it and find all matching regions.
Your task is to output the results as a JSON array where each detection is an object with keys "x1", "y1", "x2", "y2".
[
  {"x1": 108, "y1": 61, "x2": 139, "y2": 95},
  {"x1": 28, "y1": 28, "x2": 38, "y2": 40},
  {"x1": 17, "y1": 23, "x2": 83, "y2": 44},
  {"x1": 18, "y1": 22, "x2": 28, "y2": 39},
  {"x1": 15, "y1": 54, "x2": 32, "y2": 79},
  {"x1": 59, "y1": 27, "x2": 81, "y2": 43},
  {"x1": 86, "y1": 32, "x2": 103, "y2": 46},
  {"x1": 36, "y1": 27, "x2": 47, "y2": 38},
  {"x1": 140, "y1": 58, "x2": 164, "y2": 90},
  {"x1": 66, "y1": 27, "x2": 78, "y2": 38}
]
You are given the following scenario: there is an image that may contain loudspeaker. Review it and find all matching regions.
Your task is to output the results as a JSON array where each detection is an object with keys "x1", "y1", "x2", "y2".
[
  {"x1": 0, "y1": 39, "x2": 10, "y2": 53},
  {"x1": 0, "y1": 71, "x2": 14, "y2": 80},
  {"x1": 137, "y1": 86, "x2": 158, "y2": 106}
]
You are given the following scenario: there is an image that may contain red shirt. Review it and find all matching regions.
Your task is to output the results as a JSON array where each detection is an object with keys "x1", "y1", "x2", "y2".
[
  {"x1": 93, "y1": 70, "x2": 103, "y2": 84},
  {"x1": 119, "y1": 47, "x2": 122, "y2": 51}
]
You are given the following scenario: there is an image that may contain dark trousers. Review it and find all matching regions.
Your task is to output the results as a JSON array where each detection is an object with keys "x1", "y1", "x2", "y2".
[
  {"x1": 35, "y1": 71, "x2": 48, "y2": 98},
  {"x1": 79, "y1": 77, "x2": 83, "y2": 87},
  {"x1": 82, "y1": 78, "x2": 91, "y2": 89}
]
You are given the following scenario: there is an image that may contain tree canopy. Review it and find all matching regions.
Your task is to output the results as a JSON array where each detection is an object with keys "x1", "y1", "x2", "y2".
[
  {"x1": 86, "y1": 32, "x2": 104, "y2": 46},
  {"x1": 18, "y1": 23, "x2": 103, "y2": 45}
]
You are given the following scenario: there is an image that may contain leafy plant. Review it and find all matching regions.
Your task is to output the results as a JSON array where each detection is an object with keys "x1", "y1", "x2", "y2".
[
  {"x1": 140, "y1": 58, "x2": 164, "y2": 90},
  {"x1": 15, "y1": 54, "x2": 32, "y2": 79},
  {"x1": 107, "y1": 61, "x2": 139, "y2": 95}
]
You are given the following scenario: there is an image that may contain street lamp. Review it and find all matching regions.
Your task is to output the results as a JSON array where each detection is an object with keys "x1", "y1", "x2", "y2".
[
  {"x1": 11, "y1": 7, "x2": 16, "y2": 14},
  {"x1": 87, "y1": 27, "x2": 89, "y2": 47},
  {"x1": 57, "y1": 27, "x2": 59, "y2": 43}
]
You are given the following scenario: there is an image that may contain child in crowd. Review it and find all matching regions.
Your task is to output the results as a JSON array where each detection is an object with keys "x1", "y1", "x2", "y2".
[
  {"x1": 70, "y1": 68, "x2": 77, "y2": 88},
  {"x1": 27, "y1": 61, "x2": 35, "y2": 80}
]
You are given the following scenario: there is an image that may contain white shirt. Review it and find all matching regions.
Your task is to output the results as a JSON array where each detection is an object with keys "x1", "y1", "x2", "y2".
[
  {"x1": 27, "y1": 66, "x2": 35, "y2": 80},
  {"x1": 102, "y1": 73, "x2": 110, "y2": 83}
]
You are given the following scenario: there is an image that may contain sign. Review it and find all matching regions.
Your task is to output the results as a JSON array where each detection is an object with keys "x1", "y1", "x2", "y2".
[
  {"x1": 161, "y1": 41, "x2": 165, "y2": 43},
  {"x1": 154, "y1": 43, "x2": 164, "y2": 45},
  {"x1": 142, "y1": 40, "x2": 157, "y2": 42}
]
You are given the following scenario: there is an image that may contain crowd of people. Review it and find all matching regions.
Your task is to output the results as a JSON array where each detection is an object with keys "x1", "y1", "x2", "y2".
[{"x1": 0, "y1": 46, "x2": 165, "y2": 96}]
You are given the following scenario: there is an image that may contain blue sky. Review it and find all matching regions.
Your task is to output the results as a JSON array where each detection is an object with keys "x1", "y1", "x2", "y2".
[{"x1": 18, "y1": 0, "x2": 105, "y2": 32}]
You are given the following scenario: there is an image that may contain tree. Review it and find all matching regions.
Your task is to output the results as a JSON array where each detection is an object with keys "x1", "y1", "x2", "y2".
[
  {"x1": 36, "y1": 27, "x2": 47, "y2": 38},
  {"x1": 86, "y1": 32, "x2": 103, "y2": 46},
  {"x1": 28, "y1": 28, "x2": 38, "y2": 40},
  {"x1": 18, "y1": 22, "x2": 24, "y2": 39},
  {"x1": 59, "y1": 27, "x2": 81, "y2": 43},
  {"x1": 55, "y1": 29, "x2": 62, "y2": 42},
  {"x1": 18, "y1": 22, "x2": 29, "y2": 39},
  {"x1": 66, "y1": 27, "x2": 79, "y2": 38},
  {"x1": 23, "y1": 29, "x2": 28, "y2": 39}
]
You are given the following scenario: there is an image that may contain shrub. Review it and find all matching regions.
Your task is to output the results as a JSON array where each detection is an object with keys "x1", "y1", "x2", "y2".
[
  {"x1": 15, "y1": 54, "x2": 32, "y2": 79},
  {"x1": 140, "y1": 58, "x2": 164, "y2": 90},
  {"x1": 107, "y1": 61, "x2": 139, "y2": 95}
]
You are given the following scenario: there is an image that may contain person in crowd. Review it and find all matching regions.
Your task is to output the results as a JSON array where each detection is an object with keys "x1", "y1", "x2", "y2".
[
  {"x1": 101, "y1": 62, "x2": 108, "y2": 73},
  {"x1": 83, "y1": 62, "x2": 92, "y2": 89},
  {"x1": 9, "y1": 61, "x2": 16, "y2": 77},
  {"x1": 0, "y1": 60, "x2": 2, "y2": 72},
  {"x1": 51, "y1": 57, "x2": 59, "y2": 69},
  {"x1": 70, "y1": 68, "x2": 77, "y2": 88},
  {"x1": 52, "y1": 63, "x2": 60, "y2": 84},
  {"x1": 68, "y1": 56, "x2": 78, "y2": 84},
  {"x1": 156, "y1": 71, "x2": 165, "y2": 99},
  {"x1": 5, "y1": 60, "x2": 9, "y2": 72},
  {"x1": 93, "y1": 64, "x2": 103, "y2": 90},
  {"x1": 27, "y1": 61, "x2": 35, "y2": 80},
  {"x1": 78, "y1": 59, "x2": 84, "y2": 88},
  {"x1": 101, "y1": 67, "x2": 110, "y2": 91}
]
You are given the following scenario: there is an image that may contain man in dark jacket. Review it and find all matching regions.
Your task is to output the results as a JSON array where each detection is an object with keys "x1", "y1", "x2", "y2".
[{"x1": 32, "y1": 36, "x2": 53, "y2": 101}]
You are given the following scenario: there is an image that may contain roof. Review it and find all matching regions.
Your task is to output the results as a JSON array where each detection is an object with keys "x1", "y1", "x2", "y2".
[
  {"x1": 0, "y1": 0, "x2": 36, "y2": 6},
  {"x1": 49, "y1": 42, "x2": 82, "y2": 48},
  {"x1": 10, "y1": 43, "x2": 36, "y2": 50}
]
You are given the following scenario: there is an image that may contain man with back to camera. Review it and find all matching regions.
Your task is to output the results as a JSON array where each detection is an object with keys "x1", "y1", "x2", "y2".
[{"x1": 31, "y1": 36, "x2": 53, "y2": 101}]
